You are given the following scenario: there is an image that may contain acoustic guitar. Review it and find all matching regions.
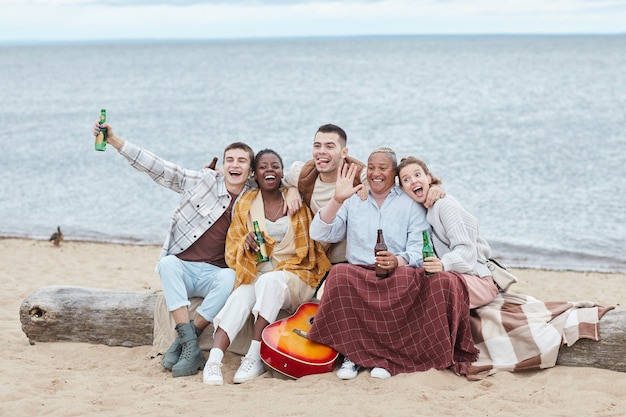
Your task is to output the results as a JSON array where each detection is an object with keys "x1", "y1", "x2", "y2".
[{"x1": 260, "y1": 302, "x2": 339, "y2": 379}]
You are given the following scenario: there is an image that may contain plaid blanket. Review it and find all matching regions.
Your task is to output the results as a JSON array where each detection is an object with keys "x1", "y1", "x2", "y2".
[
  {"x1": 467, "y1": 292, "x2": 614, "y2": 380},
  {"x1": 308, "y1": 264, "x2": 479, "y2": 376}
]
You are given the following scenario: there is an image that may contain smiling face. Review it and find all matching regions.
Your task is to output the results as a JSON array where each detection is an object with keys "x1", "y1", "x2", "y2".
[
  {"x1": 367, "y1": 152, "x2": 396, "y2": 196},
  {"x1": 398, "y1": 162, "x2": 432, "y2": 205},
  {"x1": 254, "y1": 151, "x2": 284, "y2": 191},
  {"x1": 312, "y1": 131, "x2": 348, "y2": 182},
  {"x1": 222, "y1": 148, "x2": 252, "y2": 193}
]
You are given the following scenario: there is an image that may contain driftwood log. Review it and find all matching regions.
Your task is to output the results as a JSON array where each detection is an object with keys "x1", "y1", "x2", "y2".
[
  {"x1": 20, "y1": 286, "x2": 626, "y2": 373},
  {"x1": 20, "y1": 285, "x2": 156, "y2": 347}
]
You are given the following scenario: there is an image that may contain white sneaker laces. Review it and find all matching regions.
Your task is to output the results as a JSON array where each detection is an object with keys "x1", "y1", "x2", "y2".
[
  {"x1": 205, "y1": 361, "x2": 222, "y2": 376},
  {"x1": 340, "y1": 359, "x2": 356, "y2": 371},
  {"x1": 239, "y1": 355, "x2": 258, "y2": 372}
]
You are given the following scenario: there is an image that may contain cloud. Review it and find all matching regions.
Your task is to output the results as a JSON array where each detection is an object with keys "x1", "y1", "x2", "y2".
[
  {"x1": 0, "y1": 0, "x2": 624, "y2": 42},
  {"x1": 0, "y1": 0, "x2": 381, "y2": 5},
  {"x1": 96, "y1": 0, "x2": 378, "y2": 4}
]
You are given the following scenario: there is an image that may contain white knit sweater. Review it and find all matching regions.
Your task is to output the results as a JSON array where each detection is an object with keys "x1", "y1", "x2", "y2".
[{"x1": 426, "y1": 195, "x2": 491, "y2": 277}]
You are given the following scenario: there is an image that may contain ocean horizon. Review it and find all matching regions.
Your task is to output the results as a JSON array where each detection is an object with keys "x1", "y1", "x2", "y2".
[
  {"x1": 2, "y1": 32, "x2": 625, "y2": 44},
  {"x1": 1, "y1": 35, "x2": 624, "y2": 273}
]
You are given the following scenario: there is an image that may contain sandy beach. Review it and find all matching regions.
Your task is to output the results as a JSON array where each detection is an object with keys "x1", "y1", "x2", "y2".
[{"x1": 1, "y1": 237, "x2": 624, "y2": 416}]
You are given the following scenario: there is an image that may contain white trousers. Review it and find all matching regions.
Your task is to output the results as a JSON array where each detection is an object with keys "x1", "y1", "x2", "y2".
[{"x1": 213, "y1": 270, "x2": 293, "y2": 344}]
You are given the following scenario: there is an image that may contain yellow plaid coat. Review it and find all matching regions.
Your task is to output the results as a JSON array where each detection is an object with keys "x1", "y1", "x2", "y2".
[{"x1": 225, "y1": 189, "x2": 331, "y2": 290}]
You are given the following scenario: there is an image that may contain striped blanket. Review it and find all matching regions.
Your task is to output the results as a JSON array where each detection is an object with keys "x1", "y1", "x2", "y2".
[{"x1": 467, "y1": 292, "x2": 614, "y2": 380}]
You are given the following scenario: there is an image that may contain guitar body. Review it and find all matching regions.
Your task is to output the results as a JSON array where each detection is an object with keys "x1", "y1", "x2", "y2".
[{"x1": 261, "y1": 302, "x2": 339, "y2": 379}]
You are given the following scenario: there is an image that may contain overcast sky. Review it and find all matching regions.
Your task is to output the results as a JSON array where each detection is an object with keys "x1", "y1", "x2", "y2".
[{"x1": 1, "y1": 0, "x2": 625, "y2": 43}]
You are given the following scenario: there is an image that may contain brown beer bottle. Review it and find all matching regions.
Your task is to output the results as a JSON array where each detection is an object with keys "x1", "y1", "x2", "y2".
[{"x1": 374, "y1": 229, "x2": 388, "y2": 278}]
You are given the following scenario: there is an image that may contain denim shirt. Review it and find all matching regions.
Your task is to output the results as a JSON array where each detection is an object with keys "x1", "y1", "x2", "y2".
[{"x1": 309, "y1": 186, "x2": 429, "y2": 266}]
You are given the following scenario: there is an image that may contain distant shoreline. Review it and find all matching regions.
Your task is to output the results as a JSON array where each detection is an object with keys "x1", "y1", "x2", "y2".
[
  {"x1": 4, "y1": 235, "x2": 625, "y2": 276},
  {"x1": 1, "y1": 33, "x2": 625, "y2": 47}
]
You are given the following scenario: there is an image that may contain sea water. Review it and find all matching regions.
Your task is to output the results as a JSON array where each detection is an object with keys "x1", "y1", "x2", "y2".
[{"x1": 0, "y1": 35, "x2": 624, "y2": 272}]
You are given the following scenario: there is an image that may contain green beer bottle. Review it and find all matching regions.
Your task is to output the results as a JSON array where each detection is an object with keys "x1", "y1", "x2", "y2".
[
  {"x1": 422, "y1": 230, "x2": 435, "y2": 275},
  {"x1": 253, "y1": 221, "x2": 269, "y2": 263},
  {"x1": 95, "y1": 109, "x2": 107, "y2": 151}
]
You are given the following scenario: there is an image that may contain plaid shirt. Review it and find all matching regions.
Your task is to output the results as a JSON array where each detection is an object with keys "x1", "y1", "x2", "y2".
[
  {"x1": 119, "y1": 141, "x2": 246, "y2": 260},
  {"x1": 225, "y1": 189, "x2": 331, "y2": 289}
]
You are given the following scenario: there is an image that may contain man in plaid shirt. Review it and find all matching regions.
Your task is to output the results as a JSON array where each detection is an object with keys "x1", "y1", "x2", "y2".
[{"x1": 93, "y1": 120, "x2": 254, "y2": 378}]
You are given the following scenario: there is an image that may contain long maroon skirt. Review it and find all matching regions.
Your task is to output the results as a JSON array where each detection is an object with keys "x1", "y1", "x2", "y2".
[{"x1": 308, "y1": 264, "x2": 478, "y2": 376}]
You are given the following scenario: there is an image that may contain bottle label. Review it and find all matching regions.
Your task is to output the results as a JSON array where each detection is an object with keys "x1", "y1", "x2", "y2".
[
  {"x1": 95, "y1": 110, "x2": 107, "y2": 151},
  {"x1": 258, "y1": 242, "x2": 269, "y2": 259}
]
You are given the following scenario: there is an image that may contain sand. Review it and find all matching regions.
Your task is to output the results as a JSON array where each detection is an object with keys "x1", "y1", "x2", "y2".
[{"x1": 1, "y1": 237, "x2": 624, "y2": 416}]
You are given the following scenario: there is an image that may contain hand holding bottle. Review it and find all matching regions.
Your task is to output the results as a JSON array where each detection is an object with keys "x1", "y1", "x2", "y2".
[
  {"x1": 374, "y1": 249, "x2": 398, "y2": 276},
  {"x1": 251, "y1": 221, "x2": 269, "y2": 263},
  {"x1": 94, "y1": 109, "x2": 107, "y2": 151},
  {"x1": 422, "y1": 230, "x2": 442, "y2": 275},
  {"x1": 92, "y1": 120, "x2": 124, "y2": 150},
  {"x1": 422, "y1": 256, "x2": 444, "y2": 274},
  {"x1": 374, "y1": 229, "x2": 398, "y2": 278},
  {"x1": 244, "y1": 232, "x2": 259, "y2": 252}
]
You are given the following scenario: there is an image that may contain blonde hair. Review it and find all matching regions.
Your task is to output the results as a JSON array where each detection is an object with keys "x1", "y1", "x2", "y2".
[{"x1": 369, "y1": 146, "x2": 397, "y2": 169}]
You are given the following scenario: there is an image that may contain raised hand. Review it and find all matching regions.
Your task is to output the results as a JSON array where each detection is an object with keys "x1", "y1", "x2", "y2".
[
  {"x1": 92, "y1": 120, "x2": 123, "y2": 150},
  {"x1": 334, "y1": 162, "x2": 363, "y2": 204}
]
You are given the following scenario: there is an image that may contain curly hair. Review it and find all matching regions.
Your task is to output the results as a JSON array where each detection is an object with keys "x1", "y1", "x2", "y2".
[{"x1": 252, "y1": 149, "x2": 284, "y2": 173}]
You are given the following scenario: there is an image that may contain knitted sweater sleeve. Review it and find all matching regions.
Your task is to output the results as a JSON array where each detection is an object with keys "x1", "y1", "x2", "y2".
[{"x1": 428, "y1": 197, "x2": 479, "y2": 274}]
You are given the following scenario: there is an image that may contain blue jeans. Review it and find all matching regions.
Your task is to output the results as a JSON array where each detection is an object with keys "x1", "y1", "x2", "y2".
[{"x1": 157, "y1": 255, "x2": 236, "y2": 323}]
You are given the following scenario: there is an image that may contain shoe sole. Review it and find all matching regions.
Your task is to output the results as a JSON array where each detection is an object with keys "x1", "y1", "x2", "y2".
[
  {"x1": 337, "y1": 366, "x2": 359, "y2": 380},
  {"x1": 171, "y1": 360, "x2": 205, "y2": 378},
  {"x1": 233, "y1": 369, "x2": 265, "y2": 384},
  {"x1": 203, "y1": 378, "x2": 224, "y2": 386}
]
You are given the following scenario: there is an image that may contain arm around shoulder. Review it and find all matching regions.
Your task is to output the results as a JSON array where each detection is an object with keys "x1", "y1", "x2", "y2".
[{"x1": 283, "y1": 161, "x2": 305, "y2": 188}]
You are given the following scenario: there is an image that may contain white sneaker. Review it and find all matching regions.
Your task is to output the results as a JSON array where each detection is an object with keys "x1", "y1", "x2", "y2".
[
  {"x1": 336, "y1": 358, "x2": 359, "y2": 380},
  {"x1": 202, "y1": 361, "x2": 223, "y2": 386},
  {"x1": 233, "y1": 355, "x2": 265, "y2": 384},
  {"x1": 370, "y1": 367, "x2": 391, "y2": 379}
]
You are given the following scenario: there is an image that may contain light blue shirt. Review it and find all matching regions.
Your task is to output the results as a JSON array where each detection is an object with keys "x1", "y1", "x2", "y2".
[{"x1": 310, "y1": 186, "x2": 429, "y2": 266}]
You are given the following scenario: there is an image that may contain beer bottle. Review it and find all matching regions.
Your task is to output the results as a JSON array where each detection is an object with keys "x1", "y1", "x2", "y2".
[
  {"x1": 253, "y1": 220, "x2": 269, "y2": 263},
  {"x1": 422, "y1": 230, "x2": 435, "y2": 275},
  {"x1": 374, "y1": 229, "x2": 388, "y2": 278},
  {"x1": 95, "y1": 109, "x2": 107, "y2": 151}
]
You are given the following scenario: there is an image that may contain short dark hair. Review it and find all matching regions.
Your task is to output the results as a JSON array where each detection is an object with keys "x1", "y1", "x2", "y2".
[
  {"x1": 253, "y1": 149, "x2": 284, "y2": 173},
  {"x1": 224, "y1": 142, "x2": 254, "y2": 164},
  {"x1": 316, "y1": 123, "x2": 347, "y2": 146}
]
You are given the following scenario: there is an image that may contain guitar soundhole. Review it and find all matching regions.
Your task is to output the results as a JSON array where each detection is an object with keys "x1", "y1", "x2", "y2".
[{"x1": 308, "y1": 316, "x2": 314, "y2": 326}]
